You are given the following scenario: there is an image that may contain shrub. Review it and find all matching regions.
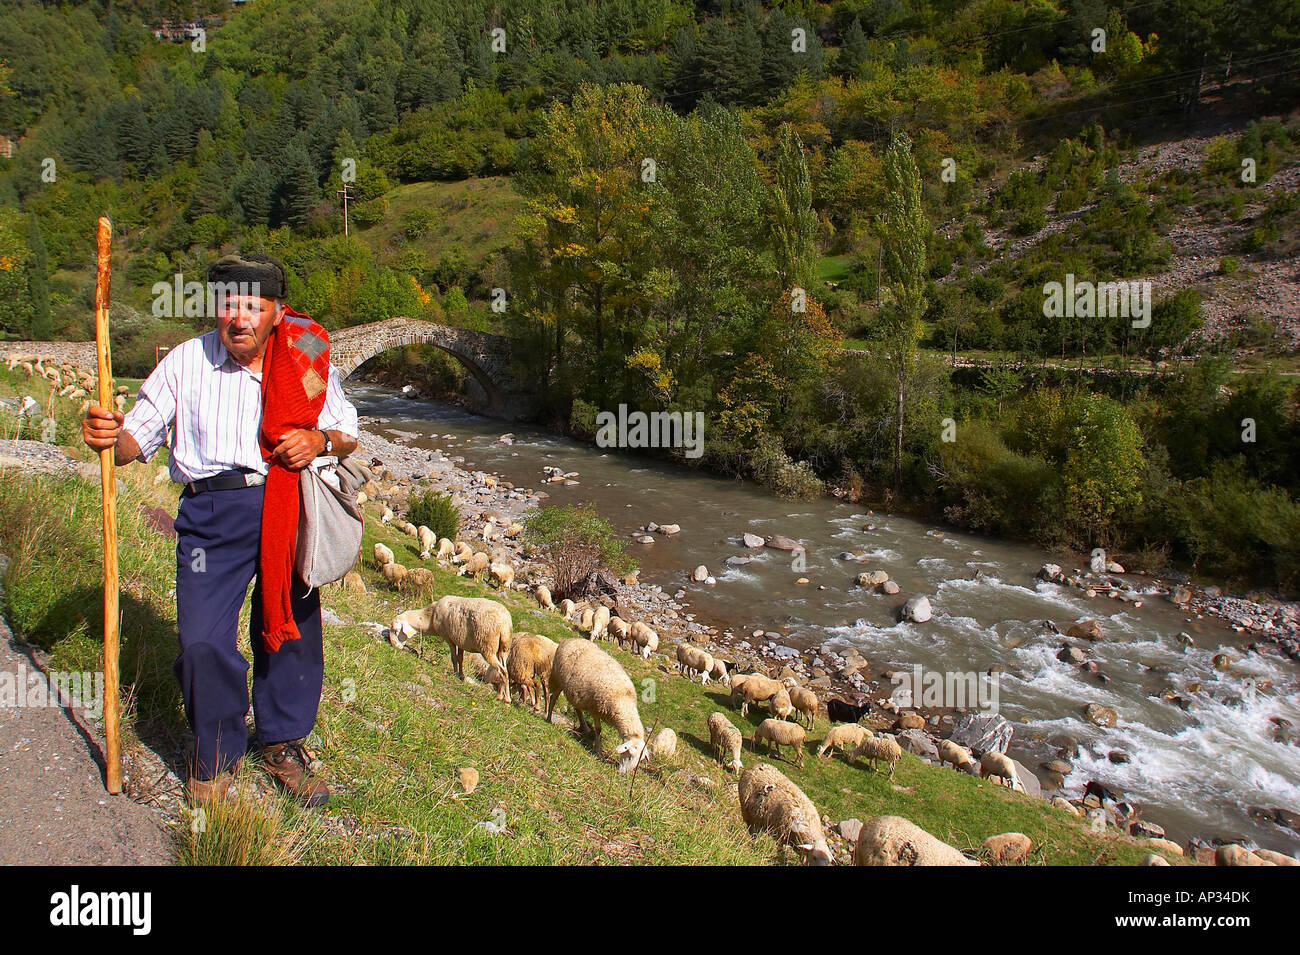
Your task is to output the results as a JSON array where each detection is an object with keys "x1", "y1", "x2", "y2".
[
  {"x1": 1218, "y1": 256, "x2": 1239, "y2": 275},
  {"x1": 406, "y1": 490, "x2": 459, "y2": 541},
  {"x1": 522, "y1": 504, "x2": 634, "y2": 599}
]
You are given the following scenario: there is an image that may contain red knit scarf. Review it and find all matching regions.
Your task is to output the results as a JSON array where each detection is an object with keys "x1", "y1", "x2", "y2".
[{"x1": 258, "y1": 306, "x2": 331, "y2": 653}]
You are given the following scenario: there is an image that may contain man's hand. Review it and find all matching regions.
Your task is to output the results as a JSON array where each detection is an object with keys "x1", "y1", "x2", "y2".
[
  {"x1": 272, "y1": 428, "x2": 326, "y2": 471},
  {"x1": 83, "y1": 404, "x2": 122, "y2": 452}
]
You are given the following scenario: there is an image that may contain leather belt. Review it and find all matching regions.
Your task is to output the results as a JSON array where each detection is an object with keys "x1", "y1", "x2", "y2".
[{"x1": 185, "y1": 472, "x2": 267, "y2": 494}]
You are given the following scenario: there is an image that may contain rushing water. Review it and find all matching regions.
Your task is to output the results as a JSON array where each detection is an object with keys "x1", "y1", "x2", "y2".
[{"x1": 350, "y1": 383, "x2": 1300, "y2": 854}]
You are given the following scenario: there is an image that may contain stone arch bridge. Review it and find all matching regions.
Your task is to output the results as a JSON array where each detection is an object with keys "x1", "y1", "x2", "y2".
[{"x1": 3, "y1": 316, "x2": 529, "y2": 419}]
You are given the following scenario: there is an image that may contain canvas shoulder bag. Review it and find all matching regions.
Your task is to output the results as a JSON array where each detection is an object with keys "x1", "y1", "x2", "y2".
[{"x1": 296, "y1": 455, "x2": 368, "y2": 589}]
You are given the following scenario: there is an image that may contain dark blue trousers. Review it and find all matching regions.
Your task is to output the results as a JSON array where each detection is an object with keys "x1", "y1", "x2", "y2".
[{"x1": 173, "y1": 479, "x2": 324, "y2": 780}]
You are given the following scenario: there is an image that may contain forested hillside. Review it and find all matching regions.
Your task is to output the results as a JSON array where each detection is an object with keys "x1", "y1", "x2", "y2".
[{"x1": 2, "y1": 0, "x2": 1299, "y2": 590}]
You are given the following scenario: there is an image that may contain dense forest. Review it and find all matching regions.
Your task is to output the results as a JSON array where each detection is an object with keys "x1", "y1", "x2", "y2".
[{"x1": 2, "y1": 0, "x2": 1299, "y2": 590}]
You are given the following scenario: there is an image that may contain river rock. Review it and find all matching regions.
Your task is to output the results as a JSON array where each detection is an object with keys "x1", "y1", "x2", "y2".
[
  {"x1": 742, "y1": 532, "x2": 765, "y2": 548},
  {"x1": 691, "y1": 565, "x2": 709, "y2": 582},
  {"x1": 901, "y1": 595, "x2": 932, "y2": 623},
  {"x1": 765, "y1": 535, "x2": 803, "y2": 551},
  {"x1": 1254, "y1": 849, "x2": 1299, "y2": 865},
  {"x1": 1042, "y1": 759, "x2": 1073, "y2": 776},
  {"x1": 1212, "y1": 653, "x2": 1231, "y2": 671},
  {"x1": 1057, "y1": 645, "x2": 1085, "y2": 664},
  {"x1": 1037, "y1": 563, "x2": 1065, "y2": 583},
  {"x1": 1066, "y1": 618, "x2": 1104, "y2": 641},
  {"x1": 1106, "y1": 561, "x2": 1125, "y2": 573},
  {"x1": 856, "y1": 570, "x2": 890, "y2": 587},
  {"x1": 896, "y1": 728, "x2": 938, "y2": 760},
  {"x1": 1051, "y1": 797, "x2": 1080, "y2": 815},
  {"x1": 1130, "y1": 820, "x2": 1166, "y2": 839},
  {"x1": 880, "y1": 580, "x2": 901, "y2": 595},
  {"x1": 950, "y1": 712, "x2": 1013, "y2": 754},
  {"x1": 1147, "y1": 838, "x2": 1183, "y2": 856},
  {"x1": 983, "y1": 832, "x2": 1033, "y2": 863},
  {"x1": 725, "y1": 555, "x2": 754, "y2": 566},
  {"x1": 1170, "y1": 585, "x2": 1193, "y2": 605},
  {"x1": 854, "y1": 816, "x2": 978, "y2": 866},
  {"x1": 1084, "y1": 703, "x2": 1118, "y2": 728},
  {"x1": 656, "y1": 523, "x2": 681, "y2": 535},
  {"x1": 1217, "y1": 845, "x2": 1272, "y2": 866}
]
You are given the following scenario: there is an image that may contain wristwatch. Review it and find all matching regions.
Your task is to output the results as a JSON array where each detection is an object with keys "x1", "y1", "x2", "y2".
[{"x1": 319, "y1": 429, "x2": 333, "y2": 454}]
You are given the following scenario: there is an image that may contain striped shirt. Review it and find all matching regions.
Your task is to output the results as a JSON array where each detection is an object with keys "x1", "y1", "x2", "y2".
[{"x1": 123, "y1": 330, "x2": 359, "y2": 484}]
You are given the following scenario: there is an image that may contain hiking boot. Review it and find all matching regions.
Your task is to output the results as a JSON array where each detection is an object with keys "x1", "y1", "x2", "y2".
[
  {"x1": 260, "y1": 739, "x2": 330, "y2": 808},
  {"x1": 185, "y1": 769, "x2": 237, "y2": 807}
]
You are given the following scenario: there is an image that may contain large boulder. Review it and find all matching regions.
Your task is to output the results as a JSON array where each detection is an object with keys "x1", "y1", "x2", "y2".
[
  {"x1": 1010, "y1": 759, "x2": 1041, "y2": 798},
  {"x1": 1066, "y1": 618, "x2": 1104, "y2": 641},
  {"x1": 856, "y1": 570, "x2": 890, "y2": 587},
  {"x1": 1083, "y1": 703, "x2": 1118, "y2": 728},
  {"x1": 950, "y1": 712, "x2": 1013, "y2": 755},
  {"x1": 742, "y1": 532, "x2": 765, "y2": 548},
  {"x1": 896, "y1": 728, "x2": 939, "y2": 761},
  {"x1": 854, "y1": 816, "x2": 978, "y2": 866},
  {"x1": 765, "y1": 535, "x2": 803, "y2": 551},
  {"x1": 901, "y1": 595, "x2": 932, "y2": 623},
  {"x1": 1037, "y1": 563, "x2": 1065, "y2": 583}
]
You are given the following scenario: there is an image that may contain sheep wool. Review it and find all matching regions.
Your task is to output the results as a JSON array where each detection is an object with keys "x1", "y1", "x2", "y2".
[
  {"x1": 630, "y1": 622, "x2": 658, "y2": 658},
  {"x1": 853, "y1": 735, "x2": 903, "y2": 778},
  {"x1": 648, "y1": 727, "x2": 678, "y2": 762},
  {"x1": 589, "y1": 604, "x2": 611, "y2": 640},
  {"x1": 737, "y1": 765, "x2": 832, "y2": 866},
  {"x1": 853, "y1": 816, "x2": 978, "y2": 867},
  {"x1": 735, "y1": 674, "x2": 784, "y2": 716},
  {"x1": 979, "y1": 751, "x2": 1021, "y2": 789},
  {"x1": 506, "y1": 632, "x2": 558, "y2": 711},
  {"x1": 399, "y1": 596, "x2": 514, "y2": 702},
  {"x1": 535, "y1": 585, "x2": 555, "y2": 610},
  {"x1": 768, "y1": 687, "x2": 794, "y2": 722},
  {"x1": 708, "y1": 712, "x2": 743, "y2": 772},
  {"x1": 675, "y1": 644, "x2": 714, "y2": 683},
  {"x1": 937, "y1": 739, "x2": 974, "y2": 771},
  {"x1": 546, "y1": 639, "x2": 646, "y2": 773},
  {"x1": 754, "y1": 718, "x2": 807, "y2": 766},
  {"x1": 373, "y1": 542, "x2": 395, "y2": 567},
  {"x1": 788, "y1": 686, "x2": 818, "y2": 728},
  {"x1": 817, "y1": 724, "x2": 870, "y2": 758}
]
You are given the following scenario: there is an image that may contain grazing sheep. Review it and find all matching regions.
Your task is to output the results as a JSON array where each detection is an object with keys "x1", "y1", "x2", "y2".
[
  {"x1": 825, "y1": 697, "x2": 871, "y2": 724},
  {"x1": 708, "y1": 712, "x2": 744, "y2": 772},
  {"x1": 588, "y1": 604, "x2": 611, "y2": 640},
  {"x1": 630, "y1": 622, "x2": 658, "y2": 658},
  {"x1": 578, "y1": 606, "x2": 594, "y2": 633},
  {"x1": 768, "y1": 687, "x2": 795, "y2": 721},
  {"x1": 381, "y1": 506, "x2": 395, "y2": 524},
  {"x1": 608, "y1": 616, "x2": 631, "y2": 648},
  {"x1": 817, "y1": 724, "x2": 870, "y2": 758},
  {"x1": 979, "y1": 751, "x2": 1022, "y2": 791},
  {"x1": 788, "y1": 686, "x2": 818, "y2": 728},
  {"x1": 675, "y1": 644, "x2": 714, "y2": 683},
  {"x1": 416, "y1": 525, "x2": 436, "y2": 554},
  {"x1": 489, "y1": 560, "x2": 514, "y2": 589},
  {"x1": 753, "y1": 718, "x2": 807, "y2": 766},
  {"x1": 737, "y1": 765, "x2": 831, "y2": 866},
  {"x1": 400, "y1": 521, "x2": 418, "y2": 536},
  {"x1": 451, "y1": 541, "x2": 474, "y2": 564},
  {"x1": 458, "y1": 551, "x2": 490, "y2": 578},
  {"x1": 505, "y1": 632, "x2": 558, "y2": 710},
  {"x1": 733, "y1": 674, "x2": 784, "y2": 717},
  {"x1": 852, "y1": 735, "x2": 903, "y2": 778},
  {"x1": 708, "y1": 658, "x2": 730, "y2": 686},
  {"x1": 373, "y1": 542, "x2": 395, "y2": 567},
  {"x1": 854, "y1": 816, "x2": 978, "y2": 866},
  {"x1": 535, "y1": 584, "x2": 555, "y2": 610},
  {"x1": 546, "y1": 639, "x2": 647, "y2": 773},
  {"x1": 408, "y1": 567, "x2": 435, "y2": 592},
  {"x1": 648, "y1": 727, "x2": 678, "y2": 762},
  {"x1": 937, "y1": 739, "x2": 974, "y2": 771},
  {"x1": 559, "y1": 598, "x2": 577, "y2": 619},
  {"x1": 394, "y1": 596, "x2": 513, "y2": 702},
  {"x1": 382, "y1": 562, "x2": 409, "y2": 589},
  {"x1": 436, "y1": 537, "x2": 455, "y2": 559}
]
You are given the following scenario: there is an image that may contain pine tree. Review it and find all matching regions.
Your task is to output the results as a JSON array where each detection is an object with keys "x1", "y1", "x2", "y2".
[
  {"x1": 26, "y1": 215, "x2": 51, "y2": 340},
  {"x1": 837, "y1": 17, "x2": 869, "y2": 78},
  {"x1": 276, "y1": 143, "x2": 320, "y2": 231}
]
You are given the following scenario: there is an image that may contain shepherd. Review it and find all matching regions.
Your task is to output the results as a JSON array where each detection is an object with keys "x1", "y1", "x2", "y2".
[{"x1": 82, "y1": 253, "x2": 359, "y2": 808}]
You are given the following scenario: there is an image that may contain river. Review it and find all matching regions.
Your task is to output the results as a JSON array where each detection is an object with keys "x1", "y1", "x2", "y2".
[{"x1": 349, "y1": 383, "x2": 1300, "y2": 855}]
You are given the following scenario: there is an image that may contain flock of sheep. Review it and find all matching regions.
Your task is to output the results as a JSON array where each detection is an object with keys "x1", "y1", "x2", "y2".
[
  {"x1": 366, "y1": 522, "x2": 1030, "y2": 865},
  {"x1": 4, "y1": 353, "x2": 125, "y2": 414}
]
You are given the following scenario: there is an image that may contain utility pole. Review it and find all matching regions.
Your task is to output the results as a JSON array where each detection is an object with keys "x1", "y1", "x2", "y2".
[{"x1": 337, "y1": 183, "x2": 351, "y2": 236}]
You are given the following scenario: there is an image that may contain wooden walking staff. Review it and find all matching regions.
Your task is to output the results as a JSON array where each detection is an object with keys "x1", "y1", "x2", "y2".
[{"x1": 93, "y1": 216, "x2": 122, "y2": 794}]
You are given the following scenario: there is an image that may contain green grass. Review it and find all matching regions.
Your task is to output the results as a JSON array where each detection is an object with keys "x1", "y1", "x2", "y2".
[
  {"x1": 359, "y1": 177, "x2": 522, "y2": 269},
  {"x1": 817, "y1": 255, "x2": 854, "y2": 284},
  {"x1": 0, "y1": 407, "x2": 1186, "y2": 864}
]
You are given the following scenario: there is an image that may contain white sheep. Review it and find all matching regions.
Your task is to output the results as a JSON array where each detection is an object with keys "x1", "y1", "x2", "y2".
[
  {"x1": 436, "y1": 537, "x2": 455, "y2": 559},
  {"x1": 458, "y1": 551, "x2": 490, "y2": 578},
  {"x1": 578, "y1": 606, "x2": 594, "y2": 633},
  {"x1": 373, "y1": 542, "x2": 395, "y2": 567},
  {"x1": 382, "y1": 562, "x2": 409, "y2": 589},
  {"x1": 504, "y1": 632, "x2": 558, "y2": 711},
  {"x1": 535, "y1": 584, "x2": 555, "y2": 610},
  {"x1": 451, "y1": 541, "x2": 474, "y2": 564},
  {"x1": 648, "y1": 727, "x2": 678, "y2": 762},
  {"x1": 416, "y1": 525, "x2": 436, "y2": 554},
  {"x1": 559, "y1": 598, "x2": 577, "y2": 619},
  {"x1": 979, "y1": 751, "x2": 1023, "y2": 791},
  {"x1": 733, "y1": 674, "x2": 784, "y2": 717},
  {"x1": 937, "y1": 739, "x2": 974, "y2": 771},
  {"x1": 708, "y1": 712, "x2": 744, "y2": 772},
  {"x1": 546, "y1": 639, "x2": 647, "y2": 773},
  {"x1": 708, "y1": 658, "x2": 730, "y2": 686},
  {"x1": 675, "y1": 644, "x2": 714, "y2": 683},
  {"x1": 753, "y1": 718, "x2": 807, "y2": 767},
  {"x1": 589, "y1": 604, "x2": 611, "y2": 640},
  {"x1": 817, "y1": 724, "x2": 870, "y2": 758},
  {"x1": 394, "y1": 596, "x2": 513, "y2": 702},
  {"x1": 737, "y1": 764, "x2": 832, "y2": 866},
  {"x1": 788, "y1": 686, "x2": 818, "y2": 728},
  {"x1": 381, "y1": 506, "x2": 394, "y2": 524},
  {"x1": 768, "y1": 687, "x2": 795, "y2": 722},
  {"x1": 489, "y1": 560, "x2": 514, "y2": 589},
  {"x1": 609, "y1": 616, "x2": 632, "y2": 648},
  {"x1": 630, "y1": 621, "x2": 658, "y2": 658},
  {"x1": 853, "y1": 735, "x2": 903, "y2": 778}
]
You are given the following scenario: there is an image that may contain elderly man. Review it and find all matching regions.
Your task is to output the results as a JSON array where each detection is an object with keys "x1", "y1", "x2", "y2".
[{"x1": 82, "y1": 253, "x2": 358, "y2": 807}]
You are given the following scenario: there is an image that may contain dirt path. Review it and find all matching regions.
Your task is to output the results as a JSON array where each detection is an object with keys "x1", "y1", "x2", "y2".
[{"x1": 0, "y1": 554, "x2": 173, "y2": 865}]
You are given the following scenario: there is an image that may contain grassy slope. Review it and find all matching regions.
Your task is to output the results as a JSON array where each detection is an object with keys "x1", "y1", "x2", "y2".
[
  {"x1": 359, "y1": 177, "x2": 522, "y2": 269},
  {"x1": 0, "y1": 365, "x2": 1180, "y2": 865}
]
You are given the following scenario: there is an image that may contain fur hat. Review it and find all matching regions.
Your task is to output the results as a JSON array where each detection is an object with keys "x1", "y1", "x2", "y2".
[{"x1": 205, "y1": 253, "x2": 288, "y2": 300}]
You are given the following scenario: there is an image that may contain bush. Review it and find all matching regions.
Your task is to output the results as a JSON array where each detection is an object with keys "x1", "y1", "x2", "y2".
[
  {"x1": 522, "y1": 504, "x2": 634, "y2": 599},
  {"x1": 406, "y1": 490, "x2": 459, "y2": 541},
  {"x1": 1218, "y1": 256, "x2": 1240, "y2": 275}
]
